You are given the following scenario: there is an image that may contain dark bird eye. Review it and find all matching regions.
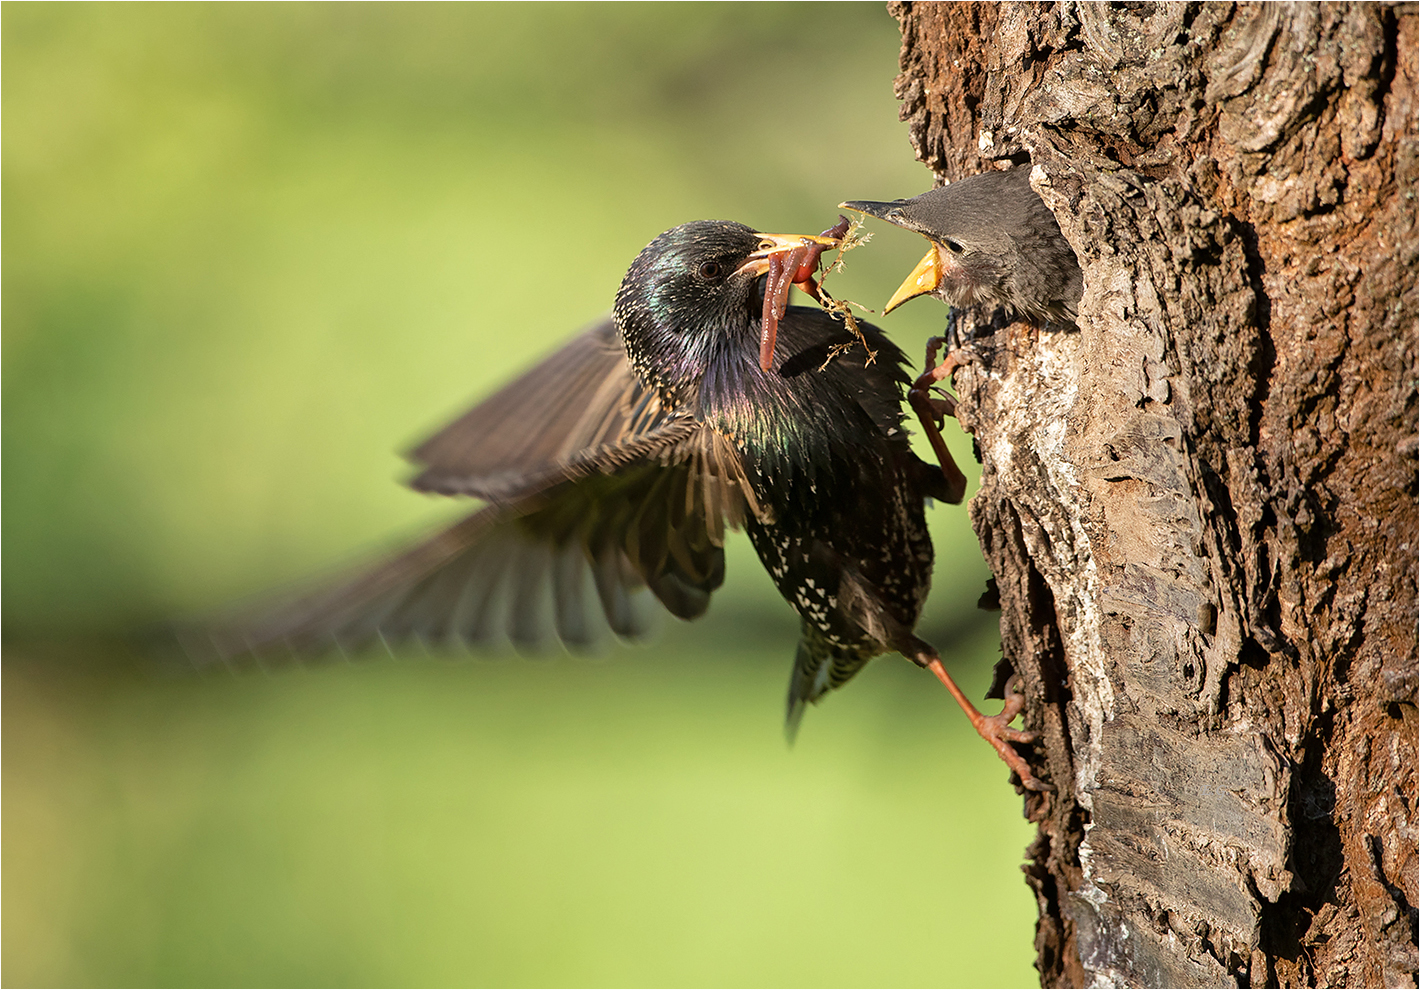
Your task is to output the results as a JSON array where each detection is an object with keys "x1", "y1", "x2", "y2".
[
  {"x1": 943, "y1": 239, "x2": 964, "y2": 254},
  {"x1": 697, "y1": 261, "x2": 723, "y2": 280}
]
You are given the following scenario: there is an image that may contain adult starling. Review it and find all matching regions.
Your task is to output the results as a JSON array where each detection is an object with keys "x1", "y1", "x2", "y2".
[
  {"x1": 202, "y1": 219, "x2": 1044, "y2": 790},
  {"x1": 842, "y1": 165, "x2": 1082, "y2": 322}
]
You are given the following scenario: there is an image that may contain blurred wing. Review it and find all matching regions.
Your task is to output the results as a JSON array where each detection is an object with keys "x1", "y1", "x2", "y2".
[
  {"x1": 195, "y1": 324, "x2": 766, "y2": 662},
  {"x1": 408, "y1": 317, "x2": 672, "y2": 502}
]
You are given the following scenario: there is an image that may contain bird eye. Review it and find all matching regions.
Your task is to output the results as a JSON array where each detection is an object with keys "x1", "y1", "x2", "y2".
[
  {"x1": 698, "y1": 261, "x2": 723, "y2": 280},
  {"x1": 943, "y1": 239, "x2": 964, "y2": 254}
]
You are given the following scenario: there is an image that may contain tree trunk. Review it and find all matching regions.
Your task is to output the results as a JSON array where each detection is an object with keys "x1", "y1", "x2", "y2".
[{"x1": 888, "y1": 3, "x2": 1418, "y2": 986}]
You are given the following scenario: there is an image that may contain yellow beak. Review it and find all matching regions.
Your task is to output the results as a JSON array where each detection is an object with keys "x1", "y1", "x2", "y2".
[
  {"x1": 883, "y1": 244, "x2": 942, "y2": 314},
  {"x1": 733, "y1": 231, "x2": 843, "y2": 277}
]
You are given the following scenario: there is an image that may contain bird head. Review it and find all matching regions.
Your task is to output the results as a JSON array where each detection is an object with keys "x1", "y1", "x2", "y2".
[
  {"x1": 613, "y1": 220, "x2": 841, "y2": 401},
  {"x1": 842, "y1": 166, "x2": 1085, "y2": 326},
  {"x1": 841, "y1": 186, "x2": 1017, "y2": 315}
]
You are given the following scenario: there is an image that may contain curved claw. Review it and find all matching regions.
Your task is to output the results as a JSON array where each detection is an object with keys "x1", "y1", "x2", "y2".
[
  {"x1": 978, "y1": 719, "x2": 1053, "y2": 792},
  {"x1": 996, "y1": 725, "x2": 1039, "y2": 744}
]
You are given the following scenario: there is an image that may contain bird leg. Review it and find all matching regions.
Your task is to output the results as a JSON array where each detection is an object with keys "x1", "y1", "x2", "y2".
[
  {"x1": 905, "y1": 636, "x2": 1049, "y2": 791},
  {"x1": 907, "y1": 336, "x2": 979, "y2": 504}
]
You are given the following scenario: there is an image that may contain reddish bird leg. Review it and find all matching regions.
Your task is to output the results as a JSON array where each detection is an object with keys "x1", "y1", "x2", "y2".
[
  {"x1": 907, "y1": 336, "x2": 977, "y2": 504},
  {"x1": 906, "y1": 636, "x2": 1049, "y2": 791},
  {"x1": 906, "y1": 340, "x2": 1047, "y2": 789}
]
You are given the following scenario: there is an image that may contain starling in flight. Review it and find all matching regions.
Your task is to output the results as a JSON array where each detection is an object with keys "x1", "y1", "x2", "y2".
[{"x1": 201, "y1": 219, "x2": 1045, "y2": 790}]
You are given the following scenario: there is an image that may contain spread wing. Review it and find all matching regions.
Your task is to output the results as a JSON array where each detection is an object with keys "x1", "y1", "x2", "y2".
[
  {"x1": 407, "y1": 318, "x2": 670, "y2": 501},
  {"x1": 194, "y1": 319, "x2": 764, "y2": 662}
]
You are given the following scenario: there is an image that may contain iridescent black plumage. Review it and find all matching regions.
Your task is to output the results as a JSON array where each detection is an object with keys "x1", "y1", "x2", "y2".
[
  {"x1": 613, "y1": 221, "x2": 955, "y2": 730},
  {"x1": 195, "y1": 219, "x2": 1042, "y2": 786}
]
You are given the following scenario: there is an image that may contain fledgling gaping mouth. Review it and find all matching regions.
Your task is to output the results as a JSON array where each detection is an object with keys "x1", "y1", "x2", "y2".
[{"x1": 839, "y1": 199, "x2": 946, "y2": 314}]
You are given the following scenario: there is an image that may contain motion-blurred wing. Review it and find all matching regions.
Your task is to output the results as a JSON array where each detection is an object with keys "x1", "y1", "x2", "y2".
[
  {"x1": 408, "y1": 317, "x2": 673, "y2": 502},
  {"x1": 195, "y1": 323, "x2": 764, "y2": 662}
]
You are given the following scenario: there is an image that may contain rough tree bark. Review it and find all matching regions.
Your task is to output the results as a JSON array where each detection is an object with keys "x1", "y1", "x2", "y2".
[{"x1": 888, "y1": 3, "x2": 1418, "y2": 986}]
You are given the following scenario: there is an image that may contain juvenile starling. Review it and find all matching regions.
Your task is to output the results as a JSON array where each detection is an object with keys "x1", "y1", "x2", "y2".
[
  {"x1": 842, "y1": 167, "x2": 1085, "y2": 545},
  {"x1": 202, "y1": 219, "x2": 1045, "y2": 790},
  {"x1": 842, "y1": 166, "x2": 1082, "y2": 322}
]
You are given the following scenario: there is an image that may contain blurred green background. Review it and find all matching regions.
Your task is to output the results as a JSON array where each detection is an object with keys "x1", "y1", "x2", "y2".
[{"x1": 3, "y1": 3, "x2": 1037, "y2": 986}]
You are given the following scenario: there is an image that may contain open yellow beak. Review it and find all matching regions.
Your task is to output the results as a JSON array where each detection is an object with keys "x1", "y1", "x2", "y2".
[{"x1": 883, "y1": 244, "x2": 942, "y2": 314}]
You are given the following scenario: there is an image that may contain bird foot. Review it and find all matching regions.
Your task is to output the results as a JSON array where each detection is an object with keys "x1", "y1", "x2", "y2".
[
  {"x1": 921, "y1": 657, "x2": 1051, "y2": 792},
  {"x1": 919, "y1": 338, "x2": 983, "y2": 387},
  {"x1": 971, "y1": 676, "x2": 1051, "y2": 792}
]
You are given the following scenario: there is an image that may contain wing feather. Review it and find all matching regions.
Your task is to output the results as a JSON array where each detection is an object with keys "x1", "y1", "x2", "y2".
[
  {"x1": 408, "y1": 318, "x2": 678, "y2": 501},
  {"x1": 193, "y1": 323, "x2": 760, "y2": 663}
]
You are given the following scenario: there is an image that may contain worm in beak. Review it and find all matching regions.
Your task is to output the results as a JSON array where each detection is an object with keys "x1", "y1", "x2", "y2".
[{"x1": 737, "y1": 217, "x2": 850, "y2": 372}]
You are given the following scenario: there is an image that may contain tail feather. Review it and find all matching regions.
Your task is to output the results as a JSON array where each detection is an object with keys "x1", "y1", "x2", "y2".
[
  {"x1": 784, "y1": 639, "x2": 816, "y2": 743},
  {"x1": 782, "y1": 625, "x2": 873, "y2": 741}
]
